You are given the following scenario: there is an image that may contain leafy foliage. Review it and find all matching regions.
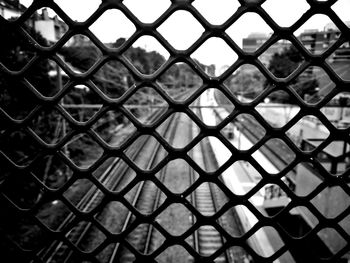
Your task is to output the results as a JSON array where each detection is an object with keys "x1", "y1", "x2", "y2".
[
  {"x1": 226, "y1": 70, "x2": 265, "y2": 99},
  {"x1": 266, "y1": 45, "x2": 319, "y2": 103}
]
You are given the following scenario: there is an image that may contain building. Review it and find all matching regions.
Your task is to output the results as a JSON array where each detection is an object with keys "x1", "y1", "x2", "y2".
[
  {"x1": 0, "y1": 0, "x2": 26, "y2": 20},
  {"x1": 298, "y1": 28, "x2": 340, "y2": 55},
  {"x1": 32, "y1": 8, "x2": 69, "y2": 44},
  {"x1": 298, "y1": 21, "x2": 350, "y2": 59},
  {"x1": 241, "y1": 32, "x2": 290, "y2": 71}
]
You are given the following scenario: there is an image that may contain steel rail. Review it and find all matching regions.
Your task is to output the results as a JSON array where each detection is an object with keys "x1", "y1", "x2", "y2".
[
  {"x1": 108, "y1": 112, "x2": 179, "y2": 263},
  {"x1": 38, "y1": 107, "x2": 168, "y2": 263}
]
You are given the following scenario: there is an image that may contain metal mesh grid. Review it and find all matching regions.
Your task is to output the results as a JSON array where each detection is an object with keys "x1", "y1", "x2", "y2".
[{"x1": 0, "y1": 0, "x2": 350, "y2": 262}]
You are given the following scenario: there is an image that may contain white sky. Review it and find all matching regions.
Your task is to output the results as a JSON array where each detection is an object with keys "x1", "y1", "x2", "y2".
[{"x1": 21, "y1": 0, "x2": 350, "y2": 71}]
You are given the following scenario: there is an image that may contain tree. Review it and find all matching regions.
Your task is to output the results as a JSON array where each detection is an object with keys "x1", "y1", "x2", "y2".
[
  {"x1": 227, "y1": 70, "x2": 265, "y2": 99},
  {"x1": 265, "y1": 45, "x2": 319, "y2": 103},
  {"x1": 0, "y1": 23, "x2": 54, "y2": 121}
]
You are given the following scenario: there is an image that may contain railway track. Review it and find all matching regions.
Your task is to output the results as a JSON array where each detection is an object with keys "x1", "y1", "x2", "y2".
[
  {"x1": 108, "y1": 113, "x2": 179, "y2": 262},
  {"x1": 37, "y1": 108, "x2": 169, "y2": 263},
  {"x1": 188, "y1": 104, "x2": 249, "y2": 263},
  {"x1": 37, "y1": 93, "x2": 251, "y2": 262}
]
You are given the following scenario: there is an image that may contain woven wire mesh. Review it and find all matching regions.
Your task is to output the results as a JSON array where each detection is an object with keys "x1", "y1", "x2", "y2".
[{"x1": 0, "y1": 0, "x2": 350, "y2": 262}]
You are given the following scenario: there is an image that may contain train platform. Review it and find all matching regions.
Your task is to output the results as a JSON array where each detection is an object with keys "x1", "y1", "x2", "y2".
[{"x1": 200, "y1": 89, "x2": 295, "y2": 263}]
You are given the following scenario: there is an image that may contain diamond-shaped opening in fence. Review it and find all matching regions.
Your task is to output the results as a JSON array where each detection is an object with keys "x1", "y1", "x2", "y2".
[
  {"x1": 146, "y1": 228, "x2": 166, "y2": 255},
  {"x1": 0, "y1": 24, "x2": 37, "y2": 71},
  {"x1": 253, "y1": 138, "x2": 296, "y2": 174},
  {"x1": 38, "y1": 59, "x2": 70, "y2": 97},
  {"x1": 125, "y1": 135, "x2": 166, "y2": 171},
  {"x1": 269, "y1": 205, "x2": 317, "y2": 239},
  {"x1": 222, "y1": 113, "x2": 266, "y2": 151},
  {"x1": 159, "y1": 159, "x2": 191, "y2": 194},
  {"x1": 126, "y1": 223, "x2": 165, "y2": 254},
  {"x1": 213, "y1": 89, "x2": 235, "y2": 115},
  {"x1": 1, "y1": 171, "x2": 42, "y2": 209},
  {"x1": 94, "y1": 60, "x2": 135, "y2": 99},
  {"x1": 128, "y1": 180, "x2": 165, "y2": 215},
  {"x1": 318, "y1": 140, "x2": 350, "y2": 175},
  {"x1": 332, "y1": 0, "x2": 350, "y2": 27},
  {"x1": 54, "y1": 0, "x2": 99, "y2": 22},
  {"x1": 262, "y1": 0, "x2": 309, "y2": 27},
  {"x1": 226, "y1": 12, "x2": 273, "y2": 52},
  {"x1": 94, "y1": 200, "x2": 130, "y2": 234},
  {"x1": 157, "y1": 112, "x2": 199, "y2": 148},
  {"x1": 295, "y1": 14, "x2": 339, "y2": 55},
  {"x1": 193, "y1": 0, "x2": 239, "y2": 25},
  {"x1": 25, "y1": 8, "x2": 68, "y2": 47},
  {"x1": 224, "y1": 161, "x2": 263, "y2": 196},
  {"x1": 193, "y1": 182, "x2": 227, "y2": 216},
  {"x1": 227, "y1": 246, "x2": 253, "y2": 262},
  {"x1": 36, "y1": 199, "x2": 73, "y2": 231},
  {"x1": 190, "y1": 88, "x2": 234, "y2": 126},
  {"x1": 285, "y1": 206, "x2": 319, "y2": 237},
  {"x1": 260, "y1": 40, "x2": 305, "y2": 79},
  {"x1": 324, "y1": 92, "x2": 350, "y2": 130},
  {"x1": 299, "y1": 66, "x2": 335, "y2": 105},
  {"x1": 63, "y1": 178, "x2": 98, "y2": 211},
  {"x1": 92, "y1": 157, "x2": 134, "y2": 191},
  {"x1": 28, "y1": 108, "x2": 65, "y2": 144},
  {"x1": 124, "y1": 0, "x2": 170, "y2": 23},
  {"x1": 63, "y1": 133, "x2": 104, "y2": 169},
  {"x1": 287, "y1": 115, "x2": 330, "y2": 151},
  {"x1": 190, "y1": 225, "x2": 224, "y2": 257},
  {"x1": 261, "y1": 182, "x2": 291, "y2": 205},
  {"x1": 156, "y1": 245, "x2": 192, "y2": 263},
  {"x1": 157, "y1": 62, "x2": 203, "y2": 102},
  {"x1": 156, "y1": 203, "x2": 193, "y2": 236},
  {"x1": 339, "y1": 213, "x2": 350, "y2": 236},
  {"x1": 93, "y1": 111, "x2": 136, "y2": 147},
  {"x1": 96, "y1": 243, "x2": 120, "y2": 262},
  {"x1": 1, "y1": 129, "x2": 41, "y2": 166},
  {"x1": 192, "y1": 37, "x2": 238, "y2": 77},
  {"x1": 158, "y1": 10, "x2": 204, "y2": 50},
  {"x1": 316, "y1": 227, "x2": 347, "y2": 259},
  {"x1": 89, "y1": 9, "x2": 136, "y2": 48},
  {"x1": 189, "y1": 136, "x2": 231, "y2": 173},
  {"x1": 256, "y1": 92, "x2": 300, "y2": 128},
  {"x1": 248, "y1": 226, "x2": 284, "y2": 258},
  {"x1": 76, "y1": 225, "x2": 107, "y2": 254},
  {"x1": 115, "y1": 245, "x2": 137, "y2": 263},
  {"x1": 59, "y1": 34, "x2": 102, "y2": 73},
  {"x1": 311, "y1": 186, "x2": 350, "y2": 219},
  {"x1": 125, "y1": 86, "x2": 168, "y2": 125},
  {"x1": 31, "y1": 154, "x2": 74, "y2": 190},
  {"x1": 221, "y1": 205, "x2": 258, "y2": 234},
  {"x1": 124, "y1": 35, "x2": 169, "y2": 75},
  {"x1": 65, "y1": 220, "x2": 104, "y2": 251},
  {"x1": 327, "y1": 42, "x2": 350, "y2": 81},
  {"x1": 279, "y1": 174, "x2": 296, "y2": 192},
  {"x1": 0, "y1": 80, "x2": 38, "y2": 121},
  {"x1": 63, "y1": 86, "x2": 102, "y2": 123},
  {"x1": 293, "y1": 162, "x2": 324, "y2": 197},
  {"x1": 0, "y1": 209, "x2": 48, "y2": 251},
  {"x1": 223, "y1": 64, "x2": 267, "y2": 103},
  {"x1": 25, "y1": 64, "x2": 62, "y2": 98}
]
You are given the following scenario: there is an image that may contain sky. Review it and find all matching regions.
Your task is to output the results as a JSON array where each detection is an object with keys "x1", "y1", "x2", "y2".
[{"x1": 20, "y1": 0, "x2": 350, "y2": 71}]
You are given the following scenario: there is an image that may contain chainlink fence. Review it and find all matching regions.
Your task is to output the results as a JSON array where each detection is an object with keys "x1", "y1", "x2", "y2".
[{"x1": 0, "y1": 0, "x2": 350, "y2": 262}]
